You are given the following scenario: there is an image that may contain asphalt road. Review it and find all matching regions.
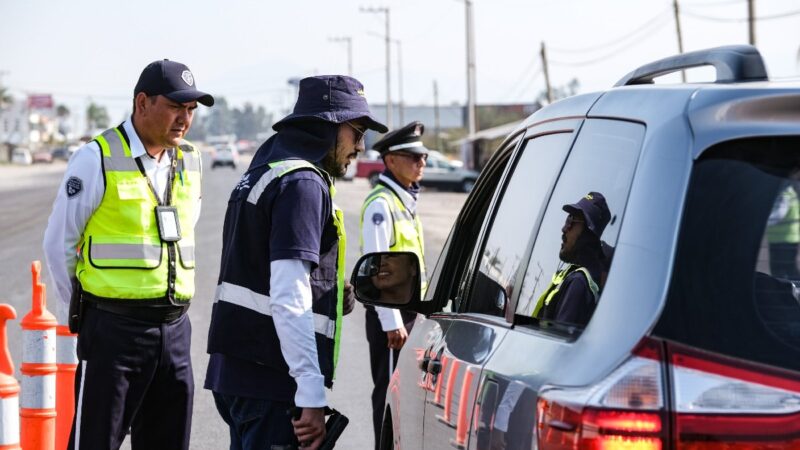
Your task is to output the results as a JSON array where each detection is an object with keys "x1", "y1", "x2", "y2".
[{"x1": 0, "y1": 155, "x2": 467, "y2": 449}]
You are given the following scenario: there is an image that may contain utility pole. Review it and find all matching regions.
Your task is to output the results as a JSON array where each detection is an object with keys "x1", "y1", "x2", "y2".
[
  {"x1": 747, "y1": 0, "x2": 756, "y2": 46},
  {"x1": 672, "y1": 0, "x2": 686, "y2": 82},
  {"x1": 464, "y1": 0, "x2": 477, "y2": 135},
  {"x1": 540, "y1": 42, "x2": 553, "y2": 104},
  {"x1": 328, "y1": 36, "x2": 353, "y2": 76},
  {"x1": 360, "y1": 6, "x2": 392, "y2": 130},
  {"x1": 396, "y1": 40, "x2": 404, "y2": 125},
  {"x1": 433, "y1": 80, "x2": 441, "y2": 151}
]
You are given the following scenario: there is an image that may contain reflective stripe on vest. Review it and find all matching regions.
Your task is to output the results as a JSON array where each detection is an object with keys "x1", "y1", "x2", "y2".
[
  {"x1": 245, "y1": 159, "x2": 346, "y2": 373},
  {"x1": 214, "y1": 282, "x2": 336, "y2": 338},
  {"x1": 360, "y1": 186, "x2": 427, "y2": 294},
  {"x1": 767, "y1": 186, "x2": 800, "y2": 244},
  {"x1": 531, "y1": 264, "x2": 599, "y2": 319},
  {"x1": 76, "y1": 126, "x2": 200, "y2": 301}
]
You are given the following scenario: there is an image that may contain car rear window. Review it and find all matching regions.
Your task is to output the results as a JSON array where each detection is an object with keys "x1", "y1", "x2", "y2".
[{"x1": 655, "y1": 137, "x2": 800, "y2": 372}]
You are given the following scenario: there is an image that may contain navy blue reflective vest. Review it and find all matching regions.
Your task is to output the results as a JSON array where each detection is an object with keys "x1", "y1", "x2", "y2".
[{"x1": 206, "y1": 159, "x2": 343, "y2": 388}]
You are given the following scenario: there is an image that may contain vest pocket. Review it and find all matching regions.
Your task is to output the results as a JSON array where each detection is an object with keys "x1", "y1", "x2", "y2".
[
  {"x1": 177, "y1": 243, "x2": 196, "y2": 269},
  {"x1": 87, "y1": 236, "x2": 163, "y2": 269},
  {"x1": 115, "y1": 180, "x2": 150, "y2": 200}
]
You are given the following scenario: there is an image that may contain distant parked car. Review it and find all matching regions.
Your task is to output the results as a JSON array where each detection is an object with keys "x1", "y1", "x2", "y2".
[
  {"x1": 32, "y1": 150, "x2": 54, "y2": 164},
  {"x1": 211, "y1": 144, "x2": 239, "y2": 169},
  {"x1": 51, "y1": 147, "x2": 70, "y2": 161},
  {"x1": 11, "y1": 147, "x2": 32, "y2": 165},
  {"x1": 421, "y1": 151, "x2": 479, "y2": 193}
]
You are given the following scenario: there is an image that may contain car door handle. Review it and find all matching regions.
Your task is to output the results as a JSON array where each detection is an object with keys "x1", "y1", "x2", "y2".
[
  {"x1": 419, "y1": 356, "x2": 431, "y2": 372},
  {"x1": 427, "y1": 360, "x2": 442, "y2": 375}
]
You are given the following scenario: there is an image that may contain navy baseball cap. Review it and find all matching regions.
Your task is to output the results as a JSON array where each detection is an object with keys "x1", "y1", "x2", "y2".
[
  {"x1": 563, "y1": 192, "x2": 611, "y2": 238},
  {"x1": 134, "y1": 60, "x2": 214, "y2": 107},
  {"x1": 373, "y1": 121, "x2": 429, "y2": 156},
  {"x1": 273, "y1": 75, "x2": 388, "y2": 133}
]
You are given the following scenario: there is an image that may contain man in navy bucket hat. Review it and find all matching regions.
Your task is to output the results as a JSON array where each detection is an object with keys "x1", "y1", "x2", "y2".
[
  {"x1": 531, "y1": 192, "x2": 612, "y2": 327},
  {"x1": 206, "y1": 75, "x2": 386, "y2": 449}
]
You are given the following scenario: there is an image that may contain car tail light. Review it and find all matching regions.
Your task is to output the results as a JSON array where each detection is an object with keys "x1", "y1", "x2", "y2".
[
  {"x1": 537, "y1": 339, "x2": 666, "y2": 450},
  {"x1": 537, "y1": 339, "x2": 800, "y2": 450},
  {"x1": 669, "y1": 343, "x2": 800, "y2": 449}
]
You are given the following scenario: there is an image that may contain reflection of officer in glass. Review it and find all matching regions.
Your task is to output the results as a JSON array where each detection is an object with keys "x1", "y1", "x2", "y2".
[
  {"x1": 532, "y1": 192, "x2": 611, "y2": 327},
  {"x1": 371, "y1": 253, "x2": 418, "y2": 303},
  {"x1": 360, "y1": 121, "x2": 428, "y2": 448},
  {"x1": 767, "y1": 185, "x2": 800, "y2": 280}
]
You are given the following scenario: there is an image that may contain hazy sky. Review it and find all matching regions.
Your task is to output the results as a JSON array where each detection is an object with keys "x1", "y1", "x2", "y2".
[{"x1": 2, "y1": 0, "x2": 799, "y2": 126}]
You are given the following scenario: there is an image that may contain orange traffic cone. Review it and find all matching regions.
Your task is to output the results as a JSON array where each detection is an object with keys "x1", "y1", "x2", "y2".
[
  {"x1": 20, "y1": 262, "x2": 57, "y2": 450},
  {"x1": 0, "y1": 304, "x2": 20, "y2": 450},
  {"x1": 55, "y1": 325, "x2": 76, "y2": 450}
]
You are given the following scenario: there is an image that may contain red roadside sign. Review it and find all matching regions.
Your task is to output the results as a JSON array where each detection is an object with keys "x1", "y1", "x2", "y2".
[{"x1": 27, "y1": 94, "x2": 53, "y2": 109}]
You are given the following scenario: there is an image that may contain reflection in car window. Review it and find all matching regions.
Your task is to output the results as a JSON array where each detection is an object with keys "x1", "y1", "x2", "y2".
[
  {"x1": 656, "y1": 138, "x2": 800, "y2": 372},
  {"x1": 423, "y1": 139, "x2": 521, "y2": 312},
  {"x1": 516, "y1": 120, "x2": 644, "y2": 329},
  {"x1": 466, "y1": 133, "x2": 574, "y2": 317}
]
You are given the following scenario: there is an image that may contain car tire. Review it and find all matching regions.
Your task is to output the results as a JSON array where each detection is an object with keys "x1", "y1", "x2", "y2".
[
  {"x1": 461, "y1": 179, "x2": 476, "y2": 193},
  {"x1": 369, "y1": 172, "x2": 381, "y2": 187}
]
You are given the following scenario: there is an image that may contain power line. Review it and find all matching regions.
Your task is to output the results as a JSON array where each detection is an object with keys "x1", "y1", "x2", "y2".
[
  {"x1": 681, "y1": 0, "x2": 745, "y2": 7},
  {"x1": 682, "y1": 8, "x2": 800, "y2": 22},
  {"x1": 548, "y1": 7, "x2": 672, "y2": 55},
  {"x1": 549, "y1": 16, "x2": 672, "y2": 67},
  {"x1": 501, "y1": 59, "x2": 541, "y2": 101}
]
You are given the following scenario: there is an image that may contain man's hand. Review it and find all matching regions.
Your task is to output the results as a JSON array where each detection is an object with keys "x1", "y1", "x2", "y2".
[
  {"x1": 386, "y1": 326, "x2": 408, "y2": 350},
  {"x1": 292, "y1": 407, "x2": 326, "y2": 449},
  {"x1": 342, "y1": 282, "x2": 355, "y2": 316}
]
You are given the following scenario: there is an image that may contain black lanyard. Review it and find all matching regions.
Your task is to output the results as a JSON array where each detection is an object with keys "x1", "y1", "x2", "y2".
[{"x1": 135, "y1": 149, "x2": 177, "y2": 206}]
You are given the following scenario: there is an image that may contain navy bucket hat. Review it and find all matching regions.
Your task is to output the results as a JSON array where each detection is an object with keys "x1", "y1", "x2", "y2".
[
  {"x1": 563, "y1": 191, "x2": 611, "y2": 238},
  {"x1": 273, "y1": 75, "x2": 388, "y2": 133}
]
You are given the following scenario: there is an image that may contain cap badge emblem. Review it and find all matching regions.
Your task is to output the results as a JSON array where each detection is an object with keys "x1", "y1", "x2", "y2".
[
  {"x1": 356, "y1": 89, "x2": 366, "y2": 97},
  {"x1": 181, "y1": 70, "x2": 194, "y2": 86}
]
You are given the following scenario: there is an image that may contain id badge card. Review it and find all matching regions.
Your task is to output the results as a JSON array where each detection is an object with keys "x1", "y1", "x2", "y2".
[{"x1": 155, "y1": 206, "x2": 182, "y2": 242}]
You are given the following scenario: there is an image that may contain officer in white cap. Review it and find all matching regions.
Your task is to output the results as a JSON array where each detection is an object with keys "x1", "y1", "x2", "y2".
[{"x1": 359, "y1": 121, "x2": 429, "y2": 448}]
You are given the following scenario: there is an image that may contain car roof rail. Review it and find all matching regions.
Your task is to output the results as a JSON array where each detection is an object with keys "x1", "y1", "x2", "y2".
[{"x1": 614, "y1": 45, "x2": 768, "y2": 87}]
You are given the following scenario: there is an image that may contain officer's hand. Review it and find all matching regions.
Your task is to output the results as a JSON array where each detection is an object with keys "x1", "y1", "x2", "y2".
[
  {"x1": 343, "y1": 282, "x2": 355, "y2": 316},
  {"x1": 292, "y1": 407, "x2": 326, "y2": 449},
  {"x1": 386, "y1": 326, "x2": 408, "y2": 350}
]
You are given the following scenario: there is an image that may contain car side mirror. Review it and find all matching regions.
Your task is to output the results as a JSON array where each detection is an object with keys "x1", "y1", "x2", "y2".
[{"x1": 351, "y1": 251, "x2": 421, "y2": 308}]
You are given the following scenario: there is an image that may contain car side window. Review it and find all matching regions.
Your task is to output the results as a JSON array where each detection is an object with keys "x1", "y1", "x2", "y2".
[
  {"x1": 422, "y1": 137, "x2": 521, "y2": 312},
  {"x1": 463, "y1": 132, "x2": 575, "y2": 317},
  {"x1": 514, "y1": 119, "x2": 644, "y2": 331}
]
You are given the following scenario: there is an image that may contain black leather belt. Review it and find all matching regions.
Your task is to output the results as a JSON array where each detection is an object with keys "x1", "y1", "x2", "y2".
[{"x1": 85, "y1": 299, "x2": 188, "y2": 323}]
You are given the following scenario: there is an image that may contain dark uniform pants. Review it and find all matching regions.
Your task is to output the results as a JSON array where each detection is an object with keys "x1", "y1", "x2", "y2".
[
  {"x1": 213, "y1": 393, "x2": 298, "y2": 450},
  {"x1": 69, "y1": 307, "x2": 194, "y2": 450},
  {"x1": 365, "y1": 308, "x2": 415, "y2": 450}
]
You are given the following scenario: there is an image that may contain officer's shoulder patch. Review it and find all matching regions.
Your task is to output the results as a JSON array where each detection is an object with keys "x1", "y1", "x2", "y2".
[
  {"x1": 65, "y1": 176, "x2": 83, "y2": 198},
  {"x1": 372, "y1": 212, "x2": 385, "y2": 225}
]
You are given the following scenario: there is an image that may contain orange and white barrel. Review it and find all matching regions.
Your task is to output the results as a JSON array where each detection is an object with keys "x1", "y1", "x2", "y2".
[
  {"x1": 55, "y1": 325, "x2": 77, "y2": 450},
  {"x1": 20, "y1": 261, "x2": 57, "y2": 450},
  {"x1": 0, "y1": 304, "x2": 20, "y2": 450}
]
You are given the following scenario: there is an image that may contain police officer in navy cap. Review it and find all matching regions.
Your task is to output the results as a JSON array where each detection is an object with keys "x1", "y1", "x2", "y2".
[
  {"x1": 206, "y1": 75, "x2": 386, "y2": 449},
  {"x1": 43, "y1": 59, "x2": 213, "y2": 450},
  {"x1": 532, "y1": 192, "x2": 612, "y2": 327},
  {"x1": 359, "y1": 121, "x2": 429, "y2": 448}
]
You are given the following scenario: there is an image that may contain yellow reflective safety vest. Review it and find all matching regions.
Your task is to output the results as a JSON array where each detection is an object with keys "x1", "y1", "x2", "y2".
[
  {"x1": 531, "y1": 264, "x2": 599, "y2": 319},
  {"x1": 76, "y1": 126, "x2": 201, "y2": 303},
  {"x1": 360, "y1": 184, "x2": 427, "y2": 295},
  {"x1": 768, "y1": 186, "x2": 800, "y2": 244},
  {"x1": 267, "y1": 159, "x2": 347, "y2": 372}
]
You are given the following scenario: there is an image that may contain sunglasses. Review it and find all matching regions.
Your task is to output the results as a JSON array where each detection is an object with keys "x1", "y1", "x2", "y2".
[
  {"x1": 565, "y1": 214, "x2": 585, "y2": 229},
  {"x1": 345, "y1": 122, "x2": 366, "y2": 144},
  {"x1": 394, "y1": 152, "x2": 428, "y2": 163}
]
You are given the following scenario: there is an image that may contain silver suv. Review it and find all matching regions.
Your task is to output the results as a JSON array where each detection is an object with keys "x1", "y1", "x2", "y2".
[{"x1": 352, "y1": 45, "x2": 800, "y2": 450}]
